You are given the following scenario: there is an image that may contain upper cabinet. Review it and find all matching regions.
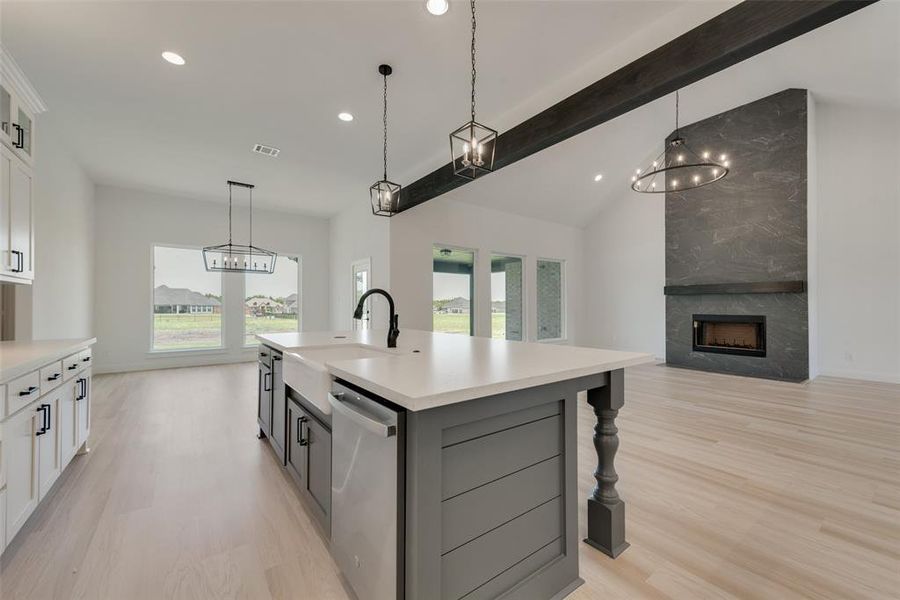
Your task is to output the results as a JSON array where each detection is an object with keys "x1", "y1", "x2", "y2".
[{"x1": 0, "y1": 45, "x2": 46, "y2": 285}]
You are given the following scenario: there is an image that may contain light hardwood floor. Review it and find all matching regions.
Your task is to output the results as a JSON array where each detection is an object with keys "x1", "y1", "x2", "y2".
[{"x1": 1, "y1": 363, "x2": 898, "y2": 599}]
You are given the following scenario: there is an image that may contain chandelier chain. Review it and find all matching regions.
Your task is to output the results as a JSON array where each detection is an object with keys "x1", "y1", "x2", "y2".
[
  {"x1": 675, "y1": 90, "x2": 680, "y2": 137},
  {"x1": 227, "y1": 182, "x2": 233, "y2": 245},
  {"x1": 383, "y1": 70, "x2": 388, "y2": 181},
  {"x1": 470, "y1": 0, "x2": 477, "y2": 123}
]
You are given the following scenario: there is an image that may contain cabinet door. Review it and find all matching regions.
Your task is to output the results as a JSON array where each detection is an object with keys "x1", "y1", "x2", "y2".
[
  {"x1": 286, "y1": 401, "x2": 306, "y2": 486},
  {"x1": 8, "y1": 155, "x2": 32, "y2": 279},
  {"x1": 13, "y1": 103, "x2": 34, "y2": 162},
  {"x1": 257, "y1": 363, "x2": 272, "y2": 435},
  {"x1": 38, "y1": 393, "x2": 61, "y2": 499},
  {"x1": 4, "y1": 403, "x2": 39, "y2": 545},
  {"x1": 269, "y1": 355, "x2": 286, "y2": 462},
  {"x1": 75, "y1": 374, "x2": 91, "y2": 448},
  {"x1": 1, "y1": 146, "x2": 11, "y2": 274},
  {"x1": 59, "y1": 377, "x2": 79, "y2": 466},
  {"x1": 303, "y1": 408, "x2": 332, "y2": 532},
  {"x1": 0, "y1": 83, "x2": 11, "y2": 146},
  {"x1": 0, "y1": 487, "x2": 7, "y2": 554}
]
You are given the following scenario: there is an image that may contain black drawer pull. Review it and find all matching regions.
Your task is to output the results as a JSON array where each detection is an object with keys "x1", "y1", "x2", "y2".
[
  {"x1": 297, "y1": 416, "x2": 308, "y2": 444},
  {"x1": 82, "y1": 356, "x2": 91, "y2": 362},
  {"x1": 68, "y1": 364, "x2": 78, "y2": 370},
  {"x1": 35, "y1": 405, "x2": 47, "y2": 435},
  {"x1": 47, "y1": 373, "x2": 61, "y2": 381},
  {"x1": 19, "y1": 385, "x2": 37, "y2": 396}
]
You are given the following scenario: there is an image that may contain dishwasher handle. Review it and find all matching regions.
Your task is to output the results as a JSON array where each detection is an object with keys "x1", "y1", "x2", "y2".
[{"x1": 328, "y1": 392, "x2": 396, "y2": 438}]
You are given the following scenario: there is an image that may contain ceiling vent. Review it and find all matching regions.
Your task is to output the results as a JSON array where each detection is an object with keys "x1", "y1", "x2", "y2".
[{"x1": 252, "y1": 143, "x2": 280, "y2": 158}]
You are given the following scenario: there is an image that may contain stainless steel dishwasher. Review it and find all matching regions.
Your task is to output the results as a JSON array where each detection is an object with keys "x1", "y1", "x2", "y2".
[{"x1": 329, "y1": 382, "x2": 404, "y2": 600}]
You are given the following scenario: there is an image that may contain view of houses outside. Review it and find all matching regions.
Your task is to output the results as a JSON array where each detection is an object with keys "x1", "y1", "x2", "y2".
[
  {"x1": 432, "y1": 271, "x2": 507, "y2": 337},
  {"x1": 244, "y1": 256, "x2": 300, "y2": 345},
  {"x1": 153, "y1": 246, "x2": 223, "y2": 350}
]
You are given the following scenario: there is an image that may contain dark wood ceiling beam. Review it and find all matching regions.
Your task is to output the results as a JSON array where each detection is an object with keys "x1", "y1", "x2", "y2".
[{"x1": 396, "y1": 0, "x2": 877, "y2": 213}]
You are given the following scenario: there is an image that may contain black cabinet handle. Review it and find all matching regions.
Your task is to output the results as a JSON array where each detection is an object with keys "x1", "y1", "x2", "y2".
[
  {"x1": 272, "y1": 355, "x2": 281, "y2": 362},
  {"x1": 19, "y1": 385, "x2": 37, "y2": 397},
  {"x1": 10, "y1": 250, "x2": 23, "y2": 273},
  {"x1": 42, "y1": 403, "x2": 51, "y2": 431},
  {"x1": 68, "y1": 363, "x2": 78, "y2": 370},
  {"x1": 82, "y1": 356, "x2": 91, "y2": 362},
  {"x1": 35, "y1": 405, "x2": 47, "y2": 435},
  {"x1": 79, "y1": 378, "x2": 87, "y2": 401},
  {"x1": 12, "y1": 123, "x2": 23, "y2": 149},
  {"x1": 47, "y1": 373, "x2": 61, "y2": 381},
  {"x1": 297, "y1": 416, "x2": 308, "y2": 444},
  {"x1": 263, "y1": 372, "x2": 271, "y2": 392}
]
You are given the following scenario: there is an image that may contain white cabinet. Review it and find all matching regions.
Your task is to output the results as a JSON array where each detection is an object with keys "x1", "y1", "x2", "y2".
[
  {"x1": 37, "y1": 391, "x2": 61, "y2": 500},
  {"x1": 75, "y1": 372, "x2": 91, "y2": 448},
  {"x1": 0, "y1": 144, "x2": 33, "y2": 283},
  {"x1": 3, "y1": 402, "x2": 39, "y2": 546},
  {"x1": 59, "y1": 378, "x2": 78, "y2": 467}
]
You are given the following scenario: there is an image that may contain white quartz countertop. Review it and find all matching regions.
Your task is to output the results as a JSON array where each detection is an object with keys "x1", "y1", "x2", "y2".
[
  {"x1": 258, "y1": 330, "x2": 653, "y2": 411},
  {"x1": 0, "y1": 338, "x2": 97, "y2": 383}
]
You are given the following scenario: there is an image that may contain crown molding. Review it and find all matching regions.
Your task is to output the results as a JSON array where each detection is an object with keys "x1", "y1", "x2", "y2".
[{"x1": 1, "y1": 44, "x2": 47, "y2": 114}]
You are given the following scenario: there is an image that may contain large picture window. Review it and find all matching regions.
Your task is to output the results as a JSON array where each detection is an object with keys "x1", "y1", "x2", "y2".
[
  {"x1": 433, "y1": 246, "x2": 475, "y2": 335},
  {"x1": 491, "y1": 254, "x2": 524, "y2": 340},
  {"x1": 536, "y1": 259, "x2": 565, "y2": 341},
  {"x1": 153, "y1": 246, "x2": 223, "y2": 350},
  {"x1": 244, "y1": 255, "x2": 300, "y2": 345}
]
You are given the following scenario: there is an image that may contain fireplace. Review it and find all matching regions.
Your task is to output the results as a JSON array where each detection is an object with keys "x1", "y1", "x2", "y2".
[{"x1": 692, "y1": 314, "x2": 766, "y2": 357}]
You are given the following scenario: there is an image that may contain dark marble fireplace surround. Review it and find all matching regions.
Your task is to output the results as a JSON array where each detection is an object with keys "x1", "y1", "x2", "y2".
[{"x1": 665, "y1": 89, "x2": 809, "y2": 382}]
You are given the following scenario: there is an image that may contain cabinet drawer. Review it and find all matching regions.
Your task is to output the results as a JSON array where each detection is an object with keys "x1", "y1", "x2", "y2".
[
  {"x1": 40, "y1": 361, "x2": 64, "y2": 393},
  {"x1": 62, "y1": 353, "x2": 82, "y2": 381},
  {"x1": 78, "y1": 348, "x2": 92, "y2": 367},
  {"x1": 6, "y1": 370, "x2": 40, "y2": 416}
]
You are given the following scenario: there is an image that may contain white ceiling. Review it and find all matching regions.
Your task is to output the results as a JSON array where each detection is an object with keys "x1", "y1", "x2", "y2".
[
  {"x1": 0, "y1": 0, "x2": 736, "y2": 217},
  {"x1": 448, "y1": 0, "x2": 900, "y2": 226}
]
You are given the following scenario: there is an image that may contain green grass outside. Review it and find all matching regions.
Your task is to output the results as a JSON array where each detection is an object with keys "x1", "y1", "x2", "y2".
[
  {"x1": 153, "y1": 314, "x2": 299, "y2": 350},
  {"x1": 433, "y1": 312, "x2": 506, "y2": 338}
]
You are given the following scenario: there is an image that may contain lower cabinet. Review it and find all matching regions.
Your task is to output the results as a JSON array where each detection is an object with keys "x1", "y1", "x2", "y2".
[
  {"x1": 257, "y1": 358, "x2": 272, "y2": 436},
  {"x1": 4, "y1": 403, "x2": 40, "y2": 546},
  {"x1": 75, "y1": 372, "x2": 91, "y2": 448},
  {"x1": 37, "y1": 391, "x2": 61, "y2": 500},
  {"x1": 287, "y1": 398, "x2": 332, "y2": 534},
  {"x1": 269, "y1": 353, "x2": 286, "y2": 464}
]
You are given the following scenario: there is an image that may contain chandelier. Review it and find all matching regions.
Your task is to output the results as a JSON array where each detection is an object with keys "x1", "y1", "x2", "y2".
[
  {"x1": 203, "y1": 180, "x2": 277, "y2": 273},
  {"x1": 449, "y1": 0, "x2": 497, "y2": 180},
  {"x1": 370, "y1": 64, "x2": 402, "y2": 217},
  {"x1": 632, "y1": 90, "x2": 729, "y2": 193}
]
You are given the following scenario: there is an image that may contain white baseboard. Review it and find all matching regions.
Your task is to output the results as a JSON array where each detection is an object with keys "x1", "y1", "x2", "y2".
[
  {"x1": 94, "y1": 354, "x2": 255, "y2": 375},
  {"x1": 816, "y1": 368, "x2": 900, "y2": 385}
]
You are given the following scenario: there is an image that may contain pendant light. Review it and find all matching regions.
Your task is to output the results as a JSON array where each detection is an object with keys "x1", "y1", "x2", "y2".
[
  {"x1": 203, "y1": 180, "x2": 277, "y2": 273},
  {"x1": 631, "y1": 90, "x2": 730, "y2": 193},
  {"x1": 449, "y1": 0, "x2": 497, "y2": 180},
  {"x1": 370, "y1": 64, "x2": 402, "y2": 217}
]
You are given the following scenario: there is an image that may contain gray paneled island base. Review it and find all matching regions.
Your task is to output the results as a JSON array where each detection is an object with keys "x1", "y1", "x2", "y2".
[{"x1": 256, "y1": 330, "x2": 652, "y2": 600}]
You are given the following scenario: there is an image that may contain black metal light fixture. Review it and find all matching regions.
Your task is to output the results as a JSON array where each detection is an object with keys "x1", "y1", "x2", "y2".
[
  {"x1": 631, "y1": 90, "x2": 730, "y2": 193},
  {"x1": 370, "y1": 64, "x2": 401, "y2": 217},
  {"x1": 203, "y1": 180, "x2": 277, "y2": 273},
  {"x1": 449, "y1": 0, "x2": 497, "y2": 180}
]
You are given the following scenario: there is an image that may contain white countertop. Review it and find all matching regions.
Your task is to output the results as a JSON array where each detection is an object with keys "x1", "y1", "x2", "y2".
[
  {"x1": 0, "y1": 338, "x2": 97, "y2": 383},
  {"x1": 258, "y1": 330, "x2": 653, "y2": 411}
]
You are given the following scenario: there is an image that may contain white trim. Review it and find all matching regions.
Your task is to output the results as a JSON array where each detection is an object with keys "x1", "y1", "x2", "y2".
[
  {"x1": 0, "y1": 44, "x2": 47, "y2": 114},
  {"x1": 816, "y1": 368, "x2": 900, "y2": 385}
]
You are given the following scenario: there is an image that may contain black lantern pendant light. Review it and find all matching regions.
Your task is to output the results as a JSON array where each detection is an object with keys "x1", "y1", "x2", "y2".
[
  {"x1": 203, "y1": 180, "x2": 277, "y2": 273},
  {"x1": 631, "y1": 90, "x2": 730, "y2": 194},
  {"x1": 449, "y1": 0, "x2": 497, "y2": 180},
  {"x1": 370, "y1": 64, "x2": 401, "y2": 217}
]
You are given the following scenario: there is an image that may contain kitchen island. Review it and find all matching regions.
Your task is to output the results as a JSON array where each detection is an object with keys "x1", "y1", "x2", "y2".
[{"x1": 256, "y1": 330, "x2": 652, "y2": 600}]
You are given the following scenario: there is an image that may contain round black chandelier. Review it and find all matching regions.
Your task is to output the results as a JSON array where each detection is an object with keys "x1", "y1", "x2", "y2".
[
  {"x1": 631, "y1": 90, "x2": 730, "y2": 194},
  {"x1": 370, "y1": 64, "x2": 401, "y2": 217},
  {"x1": 449, "y1": 0, "x2": 497, "y2": 180}
]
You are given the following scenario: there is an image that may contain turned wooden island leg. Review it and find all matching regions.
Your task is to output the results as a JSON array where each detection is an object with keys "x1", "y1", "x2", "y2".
[{"x1": 584, "y1": 368, "x2": 629, "y2": 558}]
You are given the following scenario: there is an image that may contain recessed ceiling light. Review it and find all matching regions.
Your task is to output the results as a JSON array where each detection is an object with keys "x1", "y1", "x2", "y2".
[
  {"x1": 425, "y1": 0, "x2": 449, "y2": 16},
  {"x1": 594, "y1": 174, "x2": 603, "y2": 182},
  {"x1": 338, "y1": 112, "x2": 354, "y2": 122},
  {"x1": 161, "y1": 51, "x2": 185, "y2": 66}
]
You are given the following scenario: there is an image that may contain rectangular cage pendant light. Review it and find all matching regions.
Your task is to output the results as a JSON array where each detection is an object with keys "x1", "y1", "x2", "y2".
[{"x1": 202, "y1": 180, "x2": 277, "y2": 274}]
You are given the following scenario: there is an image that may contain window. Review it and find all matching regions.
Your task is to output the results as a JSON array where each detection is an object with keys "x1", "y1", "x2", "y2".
[
  {"x1": 491, "y1": 254, "x2": 523, "y2": 340},
  {"x1": 536, "y1": 259, "x2": 565, "y2": 341},
  {"x1": 433, "y1": 246, "x2": 475, "y2": 335},
  {"x1": 351, "y1": 258, "x2": 372, "y2": 331},
  {"x1": 244, "y1": 256, "x2": 300, "y2": 345},
  {"x1": 153, "y1": 245, "x2": 223, "y2": 350}
]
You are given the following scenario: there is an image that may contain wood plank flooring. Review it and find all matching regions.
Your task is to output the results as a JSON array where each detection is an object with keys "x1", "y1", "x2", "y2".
[{"x1": 1, "y1": 363, "x2": 897, "y2": 599}]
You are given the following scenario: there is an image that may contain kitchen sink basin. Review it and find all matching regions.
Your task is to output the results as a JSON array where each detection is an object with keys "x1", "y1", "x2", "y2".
[{"x1": 282, "y1": 345, "x2": 397, "y2": 415}]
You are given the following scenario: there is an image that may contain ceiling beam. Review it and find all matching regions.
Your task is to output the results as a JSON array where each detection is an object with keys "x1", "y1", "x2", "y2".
[{"x1": 396, "y1": 0, "x2": 877, "y2": 213}]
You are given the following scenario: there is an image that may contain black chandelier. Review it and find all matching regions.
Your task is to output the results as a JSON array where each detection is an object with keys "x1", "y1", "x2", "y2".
[
  {"x1": 449, "y1": 0, "x2": 497, "y2": 180},
  {"x1": 370, "y1": 64, "x2": 402, "y2": 217},
  {"x1": 631, "y1": 90, "x2": 730, "y2": 193},
  {"x1": 203, "y1": 180, "x2": 277, "y2": 273}
]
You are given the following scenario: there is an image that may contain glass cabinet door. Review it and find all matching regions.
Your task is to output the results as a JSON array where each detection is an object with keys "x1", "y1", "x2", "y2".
[
  {"x1": 0, "y1": 84, "x2": 11, "y2": 143},
  {"x1": 15, "y1": 106, "x2": 32, "y2": 157}
]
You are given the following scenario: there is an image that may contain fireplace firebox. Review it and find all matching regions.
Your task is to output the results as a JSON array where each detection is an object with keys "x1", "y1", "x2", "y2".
[{"x1": 692, "y1": 314, "x2": 766, "y2": 357}]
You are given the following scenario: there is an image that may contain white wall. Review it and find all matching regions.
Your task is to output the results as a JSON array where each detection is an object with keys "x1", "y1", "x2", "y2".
[
  {"x1": 93, "y1": 185, "x2": 330, "y2": 373},
  {"x1": 582, "y1": 194, "x2": 665, "y2": 358},
  {"x1": 815, "y1": 103, "x2": 900, "y2": 383},
  {"x1": 14, "y1": 116, "x2": 95, "y2": 340},
  {"x1": 388, "y1": 193, "x2": 584, "y2": 344},
  {"x1": 328, "y1": 201, "x2": 390, "y2": 330}
]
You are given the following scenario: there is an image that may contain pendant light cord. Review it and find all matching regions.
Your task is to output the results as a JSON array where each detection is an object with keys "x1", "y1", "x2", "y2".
[
  {"x1": 675, "y1": 90, "x2": 680, "y2": 137},
  {"x1": 470, "y1": 0, "x2": 477, "y2": 123},
  {"x1": 249, "y1": 185, "x2": 253, "y2": 251},
  {"x1": 227, "y1": 182, "x2": 233, "y2": 246},
  {"x1": 383, "y1": 70, "x2": 388, "y2": 182}
]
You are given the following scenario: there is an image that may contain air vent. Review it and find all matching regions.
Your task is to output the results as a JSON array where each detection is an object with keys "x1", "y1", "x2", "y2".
[{"x1": 252, "y1": 143, "x2": 280, "y2": 158}]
